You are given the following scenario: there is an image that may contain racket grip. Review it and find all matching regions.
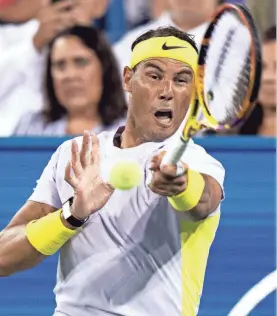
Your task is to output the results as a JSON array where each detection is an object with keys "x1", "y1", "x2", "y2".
[
  {"x1": 161, "y1": 138, "x2": 188, "y2": 165},
  {"x1": 146, "y1": 138, "x2": 188, "y2": 186}
]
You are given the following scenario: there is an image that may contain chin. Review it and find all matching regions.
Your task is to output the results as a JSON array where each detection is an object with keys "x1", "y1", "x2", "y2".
[
  {"x1": 147, "y1": 127, "x2": 177, "y2": 143},
  {"x1": 63, "y1": 102, "x2": 88, "y2": 112}
]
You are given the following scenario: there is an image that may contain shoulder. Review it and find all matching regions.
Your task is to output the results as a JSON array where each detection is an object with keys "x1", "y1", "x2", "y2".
[
  {"x1": 58, "y1": 130, "x2": 116, "y2": 154},
  {"x1": 13, "y1": 111, "x2": 46, "y2": 135},
  {"x1": 186, "y1": 139, "x2": 225, "y2": 171},
  {"x1": 0, "y1": 19, "x2": 39, "y2": 39}
]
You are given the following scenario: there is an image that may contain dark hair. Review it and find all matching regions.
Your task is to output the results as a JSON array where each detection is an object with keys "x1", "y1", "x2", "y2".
[
  {"x1": 263, "y1": 25, "x2": 276, "y2": 42},
  {"x1": 43, "y1": 26, "x2": 127, "y2": 126},
  {"x1": 131, "y1": 26, "x2": 199, "y2": 54},
  {"x1": 238, "y1": 103, "x2": 263, "y2": 135}
]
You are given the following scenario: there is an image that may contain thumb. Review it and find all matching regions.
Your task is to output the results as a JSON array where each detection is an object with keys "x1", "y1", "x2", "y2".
[{"x1": 160, "y1": 161, "x2": 188, "y2": 178}]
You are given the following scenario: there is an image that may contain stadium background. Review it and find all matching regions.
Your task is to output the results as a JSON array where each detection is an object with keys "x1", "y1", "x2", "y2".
[
  {"x1": 0, "y1": 0, "x2": 276, "y2": 315},
  {"x1": 0, "y1": 136, "x2": 275, "y2": 316}
]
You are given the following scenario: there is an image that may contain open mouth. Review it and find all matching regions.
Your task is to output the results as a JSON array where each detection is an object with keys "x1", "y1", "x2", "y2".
[{"x1": 154, "y1": 110, "x2": 173, "y2": 125}]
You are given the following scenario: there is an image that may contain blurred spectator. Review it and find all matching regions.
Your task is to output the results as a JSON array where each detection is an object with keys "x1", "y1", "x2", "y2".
[
  {"x1": 247, "y1": 0, "x2": 275, "y2": 36},
  {"x1": 239, "y1": 26, "x2": 276, "y2": 137},
  {"x1": 0, "y1": 0, "x2": 40, "y2": 22},
  {"x1": 13, "y1": 26, "x2": 127, "y2": 136},
  {"x1": 0, "y1": 0, "x2": 109, "y2": 136},
  {"x1": 124, "y1": 0, "x2": 168, "y2": 30},
  {"x1": 113, "y1": 0, "x2": 224, "y2": 74}
]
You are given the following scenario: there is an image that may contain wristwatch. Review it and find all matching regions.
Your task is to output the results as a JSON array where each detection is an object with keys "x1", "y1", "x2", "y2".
[{"x1": 62, "y1": 197, "x2": 88, "y2": 228}]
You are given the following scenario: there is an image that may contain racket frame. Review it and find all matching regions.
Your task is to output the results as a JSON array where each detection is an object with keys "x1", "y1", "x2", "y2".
[{"x1": 182, "y1": 3, "x2": 262, "y2": 141}]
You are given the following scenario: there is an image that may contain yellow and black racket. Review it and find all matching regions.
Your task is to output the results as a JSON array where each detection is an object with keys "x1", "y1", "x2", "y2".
[{"x1": 161, "y1": 3, "x2": 262, "y2": 166}]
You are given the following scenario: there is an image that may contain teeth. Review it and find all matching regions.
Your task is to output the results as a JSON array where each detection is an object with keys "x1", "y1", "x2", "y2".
[{"x1": 157, "y1": 117, "x2": 171, "y2": 124}]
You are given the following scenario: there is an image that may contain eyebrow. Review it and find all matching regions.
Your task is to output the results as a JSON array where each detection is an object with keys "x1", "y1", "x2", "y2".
[
  {"x1": 144, "y1": 61, "x2": 193, "y2": 77},
  {"x1": 143, "y1": 62, "x2": 164, "y2": 72},
  {"x1": 176, "y1": 68, "x2": 193, "y2": 77}
]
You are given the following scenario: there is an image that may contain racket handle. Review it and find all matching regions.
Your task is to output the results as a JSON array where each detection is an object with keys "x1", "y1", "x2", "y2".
[
  {"x1": 161, "y1": 137, "x2": 188, "y2": 165},
  {"x1": 146, "y1": 138, "x2": 188, "y2": 186}
]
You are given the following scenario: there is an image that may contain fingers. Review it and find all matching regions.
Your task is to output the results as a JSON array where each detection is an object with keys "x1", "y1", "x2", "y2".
[
  {"x1": 149, "y1": 151, "x2": 165, "y2": 171},
  {"x1": 71, "y1": 140, "x2": 83, "y2": 178},
  {"x1": 71, "y1": 131, "x2": 100, "y2": 171},
  {"x1": 90, "y1": 133, "x2": 100, "y2": 166},
  {"x1": 64, "y1": 161, "x2": 78, "y2": 188},
  {"x1": 152, "y1": 170, "x2": 186, "y2": 187},
  {"x1": 53, "y1": 0, "x2": 73, "y2": 12},
  {"x1": 148, "y1": 154, "x2": 188, "y2": 196},
  {"x1": 80, "y1": 131, "x2": 91, "y2": 168},
  {"x1": 150, "y1": 151, "x2": 187, "y2": 179},
  {"x1": 148, "y1": 177, "x2": 186, "y2": 196},
  {"x1": 160, "y1": 162, "x2": 188, "y2": 178}
]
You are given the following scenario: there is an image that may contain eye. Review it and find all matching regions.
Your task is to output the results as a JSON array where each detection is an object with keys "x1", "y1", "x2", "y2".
[
  {"x1": 52, "y1": 60, "x2": 66, "y2": 71},
  {"x1": 75, "y1": 57, "x2": 90, "y2": 67},
  {"x1": 146, "y1": 72, "x2": 161, "y2": 80},
  {"x1": 175, "y1": 75, "x2": 192, "y2": 85},
  {"x1": 175, "y1": 78, "x2": 188, "y2": 85}
]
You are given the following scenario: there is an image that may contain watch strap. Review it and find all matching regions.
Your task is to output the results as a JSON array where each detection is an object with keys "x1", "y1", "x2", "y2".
[{"x1": 62, "y1": 197, "x2": 88, "y2": 228}]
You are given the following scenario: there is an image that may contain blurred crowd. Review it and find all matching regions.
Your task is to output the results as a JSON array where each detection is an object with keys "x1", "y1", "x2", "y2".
[{"x1": 0, "y1": 0, "x2": 275, "y2": 137}]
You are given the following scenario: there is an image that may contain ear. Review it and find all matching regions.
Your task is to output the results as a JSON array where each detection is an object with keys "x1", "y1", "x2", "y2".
[{"x1": 123, "y1": 66, "x2": 133, "y2": 93}]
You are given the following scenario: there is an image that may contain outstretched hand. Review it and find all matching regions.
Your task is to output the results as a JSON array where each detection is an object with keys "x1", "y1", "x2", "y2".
[{"x1": 64, "y1": 131, "x2": 114, "y2": 220}]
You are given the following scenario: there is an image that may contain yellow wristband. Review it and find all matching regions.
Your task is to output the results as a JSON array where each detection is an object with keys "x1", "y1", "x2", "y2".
[
  {"x1": 168, "y1": 169, "x2": 205, "y2": 211},
  {"x1": 25, "y1": 210, "x2": 79, "y2": 256}
]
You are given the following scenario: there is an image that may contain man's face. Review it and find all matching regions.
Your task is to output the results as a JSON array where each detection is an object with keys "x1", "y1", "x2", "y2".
[{"x1": 123, "y1": 57, "x2": 194, "y2": 142}]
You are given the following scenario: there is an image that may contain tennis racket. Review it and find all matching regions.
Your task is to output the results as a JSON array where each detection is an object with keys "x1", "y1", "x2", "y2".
[{"x1": 161, "y1": 3, "x2": 262, "y2": 167}]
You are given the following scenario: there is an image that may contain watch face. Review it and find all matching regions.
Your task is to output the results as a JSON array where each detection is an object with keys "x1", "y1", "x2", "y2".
[{"x1": 62, "y1": 200, "x2": 72, "y2": 220}]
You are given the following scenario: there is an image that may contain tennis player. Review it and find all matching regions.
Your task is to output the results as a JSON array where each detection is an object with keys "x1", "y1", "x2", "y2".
[{"x1": 0, "y1": 26, "x2": 224, "y2": 316}]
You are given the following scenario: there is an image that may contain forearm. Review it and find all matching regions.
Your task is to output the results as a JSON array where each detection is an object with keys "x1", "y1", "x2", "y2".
[
  {"x1": 0, "y1": 225, "x2": 44, "y2": 277},
  {"x1": 187, "y1": 175, "x2": 213, "y2": 220},
  {"x1": 0, "y1": 201, "x2": 59, "y2": 276}
]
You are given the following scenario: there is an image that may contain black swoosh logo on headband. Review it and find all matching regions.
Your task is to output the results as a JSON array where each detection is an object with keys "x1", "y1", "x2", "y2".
[{"x1": 162, "y1": 42, "x2": 187, "y2": 50}]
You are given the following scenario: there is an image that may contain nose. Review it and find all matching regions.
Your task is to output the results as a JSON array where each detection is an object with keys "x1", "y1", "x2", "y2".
[
  {"x1": 63, "y1": 65, "x2": 78, "y2": 80},
  {"x1": 158, "y1": 79, "x2": 173, "y2": 102}
]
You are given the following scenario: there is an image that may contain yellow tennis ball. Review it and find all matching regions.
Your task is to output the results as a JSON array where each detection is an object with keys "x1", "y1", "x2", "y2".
[{"x1": 109, "y1": 159, "x2": 143, "y2": 190}]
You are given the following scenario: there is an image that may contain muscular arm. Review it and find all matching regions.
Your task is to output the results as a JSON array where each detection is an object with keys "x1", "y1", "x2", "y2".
[
  {"x1": 186, "y1": 174, "x2": 223, "y2": 221},
  {"x1": 0, "y1": 201, "x2": 57, "y2": 277}
]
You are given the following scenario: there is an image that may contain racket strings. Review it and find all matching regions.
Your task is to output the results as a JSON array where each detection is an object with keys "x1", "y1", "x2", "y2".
[
  {"x1": 204, "y1": 12, "x2": 252, "y2": 124},
  {"x1": 214, "y1": 28, "x2": 235, "y2": 82},
  {"x1": 231, "y1": 56, "x2": 251, "y2": 115}
]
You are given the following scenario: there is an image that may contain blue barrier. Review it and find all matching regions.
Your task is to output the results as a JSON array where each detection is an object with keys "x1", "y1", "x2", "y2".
[{"x1": 0, "y1": 137, "x2": 275, "y2": 316}]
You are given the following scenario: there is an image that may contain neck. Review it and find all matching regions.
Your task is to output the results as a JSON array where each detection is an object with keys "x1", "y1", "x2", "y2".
[
  {"x1": 121, "y1": 126, "x2": 144, "y2": 148},
  {"x1": 170, "y1": 11, "x2": 206, "y2": 31},
  {"x1": 258, "y1": 106, "x2": 276, "y2": 137},
  {"x1": 66, "y1": 111, "x2": 102, "y2": 135},
  {"x1": 120, "y1": 114, "x2": 145, "y2": 148}
]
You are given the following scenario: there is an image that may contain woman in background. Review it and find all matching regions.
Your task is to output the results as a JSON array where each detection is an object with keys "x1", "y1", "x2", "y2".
[{"x1": 14, "y1": 25, "x2": 127, "y2": 136}]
